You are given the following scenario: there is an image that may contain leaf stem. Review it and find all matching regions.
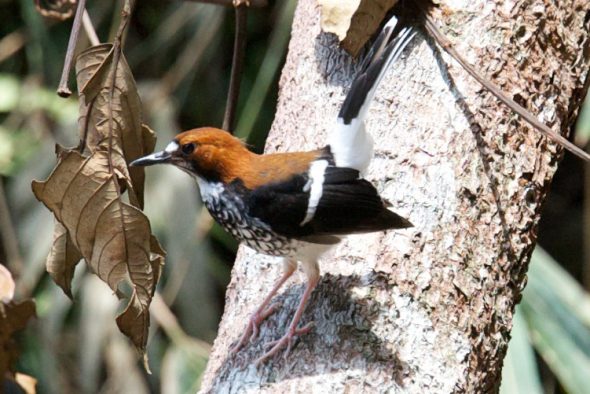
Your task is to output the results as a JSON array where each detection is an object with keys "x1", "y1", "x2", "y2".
[{"x1": 57, "y1": 0, "x2": 87, "y2": 98}]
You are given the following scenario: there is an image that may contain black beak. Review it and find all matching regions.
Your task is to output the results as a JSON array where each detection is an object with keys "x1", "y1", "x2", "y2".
[{"x1": 130, "y1": 150, "x2": 172, "y2": 167}]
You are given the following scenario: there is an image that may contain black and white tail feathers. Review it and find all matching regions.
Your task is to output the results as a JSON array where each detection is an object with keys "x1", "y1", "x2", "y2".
[
  {"x1": 339, "y1": 17, "x2": 416, "y2": 124},
  {"x1": 327, "y1": 16, "x2": 416, "y2": 175}
]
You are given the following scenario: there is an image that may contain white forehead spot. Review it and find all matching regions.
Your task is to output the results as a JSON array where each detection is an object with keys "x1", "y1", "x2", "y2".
[{"x1": 165, "y1": 141, "x2": 179, "y2": 153}]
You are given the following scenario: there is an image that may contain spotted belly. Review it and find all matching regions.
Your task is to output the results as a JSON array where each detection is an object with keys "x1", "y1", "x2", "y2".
[{"x1": 202, "y1": 190, "x2": 294, "y2": 257}]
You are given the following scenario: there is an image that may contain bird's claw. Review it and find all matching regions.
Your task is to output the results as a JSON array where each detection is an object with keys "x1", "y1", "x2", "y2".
[
  {"x1": 230, "y1": 303, "x2": 281, "y2": 354},
  {"x1": 255, "y1": 322, "x2": 314, "y2": 365}
]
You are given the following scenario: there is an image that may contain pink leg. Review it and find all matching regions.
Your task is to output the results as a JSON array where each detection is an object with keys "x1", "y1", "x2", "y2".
[
  {"x1": 255, "y1": 273, "x2": 319, "y2": 365},
  {"x1": 230, "y1": 261, "x2": 296, "y2": 354}
]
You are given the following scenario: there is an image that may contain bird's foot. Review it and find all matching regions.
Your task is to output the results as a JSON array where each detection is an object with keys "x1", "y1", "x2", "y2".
[
  {"x1": 255, "y1": 322, "x2": 314, "y2": 365},
  {"x1": 230, "y1": 303, "x2": 281, "y2": 354}
]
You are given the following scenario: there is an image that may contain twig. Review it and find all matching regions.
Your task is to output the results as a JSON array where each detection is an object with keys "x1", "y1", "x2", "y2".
[
  {"x1": 222, "y1": 4, "x2": 248, "y2": 132},
  {"x1": 83, "y1": 9, "x2": 100, "y2": 46},
  {"x1": 57, "y1": 0, "x2": 87, "y2": 98},
  {"x1": 423, "y1": 16, "x2": 590, "y2": 162},
  {"x1": 184, "y1": 0, "x2": 267, "y2": 8},
  {"x1": 113, "y1": 0, "x2": 134, "y2": 60}
]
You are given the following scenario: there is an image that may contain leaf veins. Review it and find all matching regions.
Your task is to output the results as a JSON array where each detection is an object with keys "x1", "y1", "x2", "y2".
[
  {"x1": 32, "y1": 42, "x2": 165, "y2": 359},
  {"x1": 32, "y1": 150, "x2": 164, "y2": 354},
  {"x1": 76, "y1": 43, "x2": 156, "y2": 210}
]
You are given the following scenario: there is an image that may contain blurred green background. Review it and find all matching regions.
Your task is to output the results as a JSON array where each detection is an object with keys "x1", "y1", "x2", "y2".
[{"x1": 0, "y1": 0, "x2": 588, "y2": 393}]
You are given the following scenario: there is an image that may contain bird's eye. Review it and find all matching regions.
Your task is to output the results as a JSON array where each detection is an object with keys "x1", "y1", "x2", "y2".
[{"x1": 181, "y1": 143, "x2": 195, "y2": 155}]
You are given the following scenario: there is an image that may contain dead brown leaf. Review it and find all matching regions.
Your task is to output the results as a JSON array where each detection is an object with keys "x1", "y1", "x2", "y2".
[
  {"x1": 0, "y1": 301, "x2": 36, "y2": 390},
  {"x1": 0, "y1": 265, "x2": 36, "y2": 390},
  {"x1": 318, "y1": 0, "x2": 398, "y2": 57},
  {"x1": 75, "y1": 43, "x2": 153, "y2": 210},
  {"x1": 32, "y1": 150, "x2": 164, "y2": 354},
  {"x1": 32, "y1": 41, "x2": 166, "y2": 360},
  {"x1": 46, "y1": 221, "x2": 82, "y2": 299}
]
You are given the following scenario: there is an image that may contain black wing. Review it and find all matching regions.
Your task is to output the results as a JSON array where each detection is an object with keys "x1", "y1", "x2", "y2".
[{"x1": 246, "y1": 165, "x2": 412, "y2": 244}]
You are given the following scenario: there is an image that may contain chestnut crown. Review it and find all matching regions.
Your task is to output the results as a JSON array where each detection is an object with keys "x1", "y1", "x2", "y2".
[{"x1": 131, "y1": 127, "x2": 322, "y2": 189}]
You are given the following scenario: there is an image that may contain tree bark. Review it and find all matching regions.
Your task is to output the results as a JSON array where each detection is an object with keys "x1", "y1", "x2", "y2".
[{"x1": 200, "y1": 0, "x2": 590, "y2": 392}]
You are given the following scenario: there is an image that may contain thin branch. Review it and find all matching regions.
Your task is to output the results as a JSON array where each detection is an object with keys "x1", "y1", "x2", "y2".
[
  {"x1": 83, "y1": 9, "x2": 100, "y2": 46},
  {"x1": 222, "y1": 4, "x2": 248, "y2": 132},
  {"x1": 113, "y1": 0, "x2": 134, "y2": 46},
  {"x1": 184, "y1": 0, "x2": 267, "y2": 8},
  {"x1": 57, "y1": 0, "x2": 87, "y2": 98},
  {"x1": 423, "y1": 15, "x2": 590, "y2": 162}
]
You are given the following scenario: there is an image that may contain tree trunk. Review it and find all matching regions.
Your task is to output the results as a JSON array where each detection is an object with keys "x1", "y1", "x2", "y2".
[{"x1": 200, "y1": 0, "x2": 590, "y2": 392}]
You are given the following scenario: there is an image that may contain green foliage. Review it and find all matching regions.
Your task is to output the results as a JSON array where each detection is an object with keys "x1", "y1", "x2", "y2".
[
  {"x1": 501, "y1": 248, "x2": 590, "y2": 394},
  {"x1": 501, "y1": 310, "x2": 543, "y2": 394},
  {"x1": 0, "y1": 74, "x2": 77, "y2": 175}
]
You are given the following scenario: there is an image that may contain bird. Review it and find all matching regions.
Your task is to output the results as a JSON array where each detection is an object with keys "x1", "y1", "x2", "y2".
[{"x1": 131, "y1": 16, "x2": 416, "y2": 364}]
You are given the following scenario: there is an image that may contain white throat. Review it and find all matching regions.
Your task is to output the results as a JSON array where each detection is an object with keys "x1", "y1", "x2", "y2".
[{"x1": 195, "y1": 176, "x2": 224, "y2": 203}]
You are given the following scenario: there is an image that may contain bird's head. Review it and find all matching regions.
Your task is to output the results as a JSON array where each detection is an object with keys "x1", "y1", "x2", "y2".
[{"x1": 130, "y1": 127, "x2": 251, "y2": 182}]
